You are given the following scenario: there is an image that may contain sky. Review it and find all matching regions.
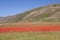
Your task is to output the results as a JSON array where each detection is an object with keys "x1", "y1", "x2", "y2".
[{"x1": 0, "y1": 0, "x2": 60, "y2": 17}]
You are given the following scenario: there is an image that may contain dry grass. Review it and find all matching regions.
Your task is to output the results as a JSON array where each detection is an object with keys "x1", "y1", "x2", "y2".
[
  {"x1": 0, "y1": 22, "x2": 60, "y2": 27},
  {"x1": 0, "y1": 32, "x2": 60, "y2": 40}
]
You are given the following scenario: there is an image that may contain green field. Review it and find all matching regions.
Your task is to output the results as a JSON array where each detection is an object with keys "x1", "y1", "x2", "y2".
[{"x1": 0, "y1": 32, "x2": 60, "y2": 40}]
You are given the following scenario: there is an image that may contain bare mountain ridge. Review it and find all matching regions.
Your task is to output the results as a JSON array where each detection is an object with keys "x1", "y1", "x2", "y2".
[{"x1": 0, "y1": 4, "x2": 60, "y2": 23}]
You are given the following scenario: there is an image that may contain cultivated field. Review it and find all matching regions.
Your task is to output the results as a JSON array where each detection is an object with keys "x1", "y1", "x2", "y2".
[{"x1": 0, "y1": 22, "x2": 60, "y2": 40}]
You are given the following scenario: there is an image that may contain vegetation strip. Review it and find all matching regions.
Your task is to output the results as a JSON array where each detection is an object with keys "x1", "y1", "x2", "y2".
[{"x1": 0, "y1": 26, "x2": 60, "y2": 32}]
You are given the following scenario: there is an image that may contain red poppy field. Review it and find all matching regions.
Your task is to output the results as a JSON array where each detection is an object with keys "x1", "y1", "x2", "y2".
[{"x1": 0, "y1": 23, "x2": 60, "y2": 32}]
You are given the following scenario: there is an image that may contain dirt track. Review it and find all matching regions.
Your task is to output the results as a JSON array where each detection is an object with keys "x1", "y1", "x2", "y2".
[{"x1": 0, "y1": 23, "x2": 60, "y2": 32}]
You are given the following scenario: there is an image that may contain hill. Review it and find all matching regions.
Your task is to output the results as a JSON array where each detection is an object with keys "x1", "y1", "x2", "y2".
[{"x1": 0, "y1": 4, "x2": 60, "y2": 23}]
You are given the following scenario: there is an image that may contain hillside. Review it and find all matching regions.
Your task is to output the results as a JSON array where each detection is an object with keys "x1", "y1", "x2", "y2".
[{"x1": 0, "y1": 4, "x2": 60, "y2": 23}]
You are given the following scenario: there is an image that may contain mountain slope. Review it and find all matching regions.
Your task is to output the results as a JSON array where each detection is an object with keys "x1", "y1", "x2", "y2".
[{"x1": 0, "y1": 4, "x2": 60, "y2": 23}]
